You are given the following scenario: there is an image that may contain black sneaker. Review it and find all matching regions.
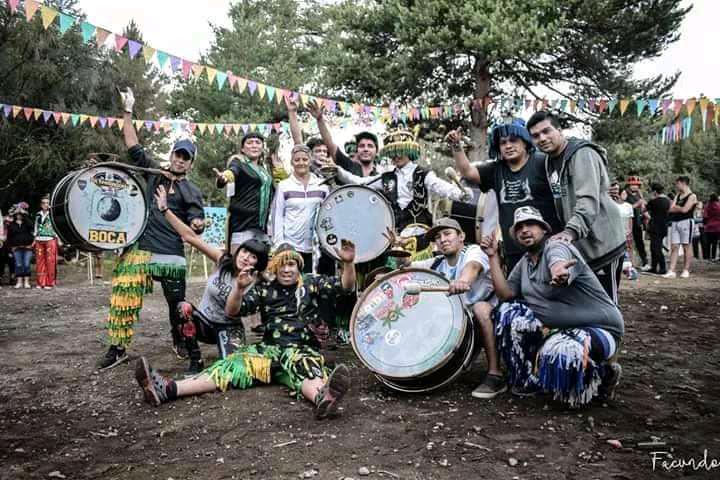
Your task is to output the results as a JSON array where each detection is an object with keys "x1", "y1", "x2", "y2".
[
  {"x1": 598, "y1": 363, "x2": 622, "y2": 401},
  {"x1": 97, "y1": 345, "x2": 129, "y2": 370},
  {"x1": 471, "y1": 374, "x2": 508, "y2": 399},
  {"x1": 172, "y1": 342, "x2": 189, "y2": 360},
  {"x1": 315, "y1": 364, "x2": 351, "y2": 419},
  {"x1": 510, "y1": 383, "x2": 543, "y2": 397},
  {"x1": 185, "y1": 357, "x2": 205, "y2": 377},
  {"x1": 134, "y1": 357, "x2": 171, "y2": 406}
]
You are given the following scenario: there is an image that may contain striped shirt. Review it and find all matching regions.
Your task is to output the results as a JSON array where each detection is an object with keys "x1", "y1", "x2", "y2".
[{"x1": 271, "y1": 174, "x2": 328, "y2": 252}]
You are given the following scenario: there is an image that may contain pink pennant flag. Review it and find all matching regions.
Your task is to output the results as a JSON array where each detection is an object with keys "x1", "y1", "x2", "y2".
[
  {"x1": 224, "y1": 125, "x2": 233, "y2": 135},
  {"x1": 181, "y1": 60, "x2": 192, "y2": 80},
  {"x1": 191, "y1": 63, "x2": 204, "y2": 78},
  {"x1": 114, "y1": 35, "x2": 128, "y2": 52},
  {"x1": 95, "y1": 28, "x2": 111, "y2": 48},
  {"x1": 228, "y1": 72, "x2": 238, "y2": 89},
  {"x1": 23, "y1": 107, "x2": 33, "y2": 120},
  {"x1": 661, "y1": 99, "x2": 672, "y2": 114},
  {"x1": 107, "y1": 117, "x2": 116, "y2": 128},
  {"x1": 673, "y1": 99, "x2": 684, "y2": 114},
  {"x1": 53, "y1": 112, "x2": 62, "y2": 124},
  {"x1": 8, "y1": 0, "x2": 19, "y2": 14},
  {"x1": 25, "y1": 0, "x2": 39, "y2": 21},
  {"x1": 128, "y1": 40, "x2": 142, "y2": 59}
]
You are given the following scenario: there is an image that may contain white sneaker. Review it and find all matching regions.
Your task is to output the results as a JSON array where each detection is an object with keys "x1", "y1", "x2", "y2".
[
  {"x1": 640, "y1": 264, "x2": 652, "y2": 272},
  {"x1": 680, "y1": 270, "x2": 690, "y2": 278},
  {"x1": 662, "y1": 272, "x2": 677, "y2": 279}
]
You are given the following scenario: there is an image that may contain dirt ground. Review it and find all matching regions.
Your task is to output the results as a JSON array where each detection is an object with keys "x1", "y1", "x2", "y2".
[{"x1": 1, "y1": 259, "x2": 719, "y2": 480}]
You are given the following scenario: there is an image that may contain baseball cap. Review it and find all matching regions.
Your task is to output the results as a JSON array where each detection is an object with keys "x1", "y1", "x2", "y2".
[
  {"x1": 171, "y1": 139, "x2": 196, "y2": 160},
  {"x1": 426, "y1": 217, "x2": 464, "y2": 241}
]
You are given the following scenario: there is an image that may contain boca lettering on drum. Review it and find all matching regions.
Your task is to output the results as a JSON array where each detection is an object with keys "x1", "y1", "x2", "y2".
[
  {"x1": 316, "y1": 185, "x2": 394, "y2": 263},
  {"x1": 51, "y1": 165, "x2": 148, "y2": 251},
  {"x1": 350, "y1": 268, "x2": 480, "y2": 393}
]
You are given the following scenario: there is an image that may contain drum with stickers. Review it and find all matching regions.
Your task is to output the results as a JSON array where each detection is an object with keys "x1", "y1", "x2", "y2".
[
  {"x1": 315, "y1": 185, "x2": 395, "y2": 264},
  {"x1": 350, "y1": 268, "x2": 480, "y2": 393},
  {"x1": 51, "y1": 164, "x2": 148, "y2": 251}
]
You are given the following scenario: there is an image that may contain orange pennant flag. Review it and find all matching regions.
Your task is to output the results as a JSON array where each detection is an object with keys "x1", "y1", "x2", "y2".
[
  {"x1": 619, "y1": 99, "x2": 630, "y2": 116},
  {"x1": 257, "y1": 83, "x2": 266, "y2": 99},
  {"x1": 89, "y1": 116, "x2": 98, "y2": 127},
  {"x1": 685, "y1": 98, "x2": 696, "y2": 116},
  {"x1": 60, "y1": 112, "x2": 70, "y2": 124},
  {"x1": 40, "y1": 5, "x2": 58, "y2": 29},
  {"x1": 191, "y1": 64, "x2": 204, "y2": 78},
  {"x1": 116, "y1": 118, "x2": 124, "y2": 130},
  {"x1": 22, "y1": 107, "x2": 33, "y2": 119},
  {"x1": 95, "y1": 28, "x2": 111, "y2": 48},
  {"x1": 25, "y1": 0, "x2": 39, "y2": 21}
]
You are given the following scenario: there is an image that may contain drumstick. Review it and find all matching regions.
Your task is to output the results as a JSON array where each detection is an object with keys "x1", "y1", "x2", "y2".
[
  {"x1": 444, "y1": 167, "x2": 471, "y2": 200},
  {"x1": 403, "y1": 283, "x2": 450, "y2": 294}
]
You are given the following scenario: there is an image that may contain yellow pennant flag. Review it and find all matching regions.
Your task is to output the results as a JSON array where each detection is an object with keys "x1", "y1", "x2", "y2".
[
  {"x1": 619, "y1": 99, "x2": 630, "y2": 116},
  {"x1": 117, "y1": 118, "x2": 124, "y2": 130},
  {"x1": 685, "y1": 98, "x2": 697, "y2": 116},
  {"x1": 79, "y1": 114, "x2": 89, "y2": 125},
  {"x1": 236, "y1": 77, "x2": 247, "y2": 93},
  {"x1": 134, "y1": 120, "x2": 144, "y2": 131},
  {"x1": 300, "y1": 94, "x2": 310, "y2": 106},
  {"x1": 143, "y1": 46, "x2": 156, "y2": 64},
  {"x1": 40, "y1": 5, "x2": 58, "y2": 29},
  {"x1": 60, "y1": 112, "x2": 70, "y2": 124},
  {"x1": 25, "y1": 0, "x2": 39, "y2": 21},
  {"x1": 11, "y1": 106, "x2": 21, "y2": 118},
  {"x1": 699, "y1": 97, "x2": 709, "y2": 113},
  {"x1": 205, "y1": 67, "x2": 217, "y2": 85},
  {"x1": 191, "y1": 64, "x2": 205, "y2": 78},
  {"x1": 32, "y1": 108, "x2": 42, "y2": 120},
  {"x1": 257, "y1": 83, "x2": 266, "y2": 99},
  {"x1": 198, "y1": 123, "x2": 208, "y2": 134},
  {"x1": 275, "y1": 89, "x2": 285, "y2": 105},
  {"x1": 232, "y1": 124, "x2": 241, "y2": 135},
  {"x1": 569, "y1": 100, "x2": 577, "y2": 113}
]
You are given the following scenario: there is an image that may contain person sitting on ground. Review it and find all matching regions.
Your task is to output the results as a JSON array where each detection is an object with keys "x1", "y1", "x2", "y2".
[
  {"x1": 391, "y1": 217, "x2": 503, "y2": 399},
  {"x1": 482, "y1": 206, "x2": 624, "y2": 406},
  {"x1": 154, "y1": 185, "x2": 270, "y2": 373},
  {"x1": 135, "y1": 241, "x2": 357, "y2": 419}
]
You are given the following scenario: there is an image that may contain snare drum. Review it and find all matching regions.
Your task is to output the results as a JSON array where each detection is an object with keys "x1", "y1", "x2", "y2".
[
  {"x1": 350, "y1": 268, "x2": 480, "y2": 393},
  {"x1": 316, "y1": 185, "x2": 394, "y2": 264},
  {"x1": 51, "y1": 164, "x2": 148, "y2": 251}
]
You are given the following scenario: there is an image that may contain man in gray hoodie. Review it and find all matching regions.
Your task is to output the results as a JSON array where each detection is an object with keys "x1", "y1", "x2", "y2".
[{"x1": 527, "y1": 111, "x2": 626, "y2": 303}]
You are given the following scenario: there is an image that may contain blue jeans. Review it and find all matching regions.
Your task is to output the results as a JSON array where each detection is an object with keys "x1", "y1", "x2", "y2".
[{"x1": 13, "y1": 249, "x2": 33, "y2": 277}]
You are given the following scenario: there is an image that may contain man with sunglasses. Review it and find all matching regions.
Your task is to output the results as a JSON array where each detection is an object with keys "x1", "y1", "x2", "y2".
[{"x1": 98, "y1": 87, "x2": 205, "y2": 370}]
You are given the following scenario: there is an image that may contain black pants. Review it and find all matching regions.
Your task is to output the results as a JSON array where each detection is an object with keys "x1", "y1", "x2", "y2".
[
  {"x1": 706, "y1": 232, "x2": 720, "y2": 260},
  {"x1": 593, "y1": 256, "x2": 623, "y2": 305},
  {"x1": 155, "y1": 275, "x2": 186, "y2": 347},
  {"x1": 176, "y1": 302, "x2": 246, "y2": 361},
  {"x1": 632, "y1": 223, "x2": 647, "y2": 265},
  {"x1": 692, "y1": 231, "x2": 709, "y2": 259},
  {"x1": 649, "y1": 231, "x2": 667, "y2": 274},
  {"x1": 0, "y1": 246, "x2": 14, "y2": 282}
]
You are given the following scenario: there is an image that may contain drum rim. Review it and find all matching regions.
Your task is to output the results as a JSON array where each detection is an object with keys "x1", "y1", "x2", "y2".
[
  {"x1": 373, "y1": 314, "x2": 479, "y2": 393},
  {"x1": 50, "y1": 171, "x2": 83, "y2": 248},
  {"x1": 50, "y1": 164, "x2": 149, "y2": 251},
  {"x1": 350, "y1": 267, "x2": 469, "y2": 379},
  {"x1": 315, "y1": 184, "x2": 395, "y2": 263}
]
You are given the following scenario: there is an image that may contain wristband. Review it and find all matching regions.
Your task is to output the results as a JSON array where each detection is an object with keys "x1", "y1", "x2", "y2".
[{"x1": 158, "y1": 207, "x2": 168, "y2": 213}]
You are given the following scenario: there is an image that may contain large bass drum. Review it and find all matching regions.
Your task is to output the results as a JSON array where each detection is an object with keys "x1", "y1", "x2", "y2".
[
  {"x1": 350, "y1": 268, "x2": 480, "y2": 393},
  {"x1": 51, "y1": 164, "x2": 148, "y2": 251},
  {"x1": 316, "y1": 185, "x2": 394, "y2": 264}
]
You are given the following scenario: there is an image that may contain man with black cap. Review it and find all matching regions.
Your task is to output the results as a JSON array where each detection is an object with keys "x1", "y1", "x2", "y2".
[
  {"x1": 98, "y1": 87, "x2": 206, "y2": 370},
  {"x1": 214, "y1": 130, "x2": 286, "y2": 253},
  {"x1": 395, "y1": 217, "x2": 503, "y2": 398},
  {"x1": 449, "y1": 120, "x2": 561, "y2": 273}
]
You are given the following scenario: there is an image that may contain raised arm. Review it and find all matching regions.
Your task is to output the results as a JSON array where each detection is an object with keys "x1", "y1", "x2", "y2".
[
  {"x1": 118, "y1": 88, "x2": 139, "y2": 149},
  {"x1": 285, "y1": 95, "x2": 303, "y2": 146},
  {"x1": 270, "y1": 182, "x2": 287, "y2": 246},
  {"x1": 306, "y1": 99, "x2": 338, "y2": 159},
  {"x1": 424, "y1": 171, "x2": 471, "y2": 201},
  {"x1": 155, "y1": 186, "x2": 222, "y2": 263},
  {"x1": 447, "y1": 129, "x2": 481, "y2": 184},
  {"x1": 481, "y1": 232, "x2": 517, "y2": 301}
]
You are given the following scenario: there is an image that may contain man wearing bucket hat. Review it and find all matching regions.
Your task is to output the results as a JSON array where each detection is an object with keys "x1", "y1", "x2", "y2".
[
  {"x1": 481, "y1": 206, "x2": 624, "y2": 406},
  {"x1": 97, "y1": 87, "x2": 206, "y2": 370},
  {"x1": 398, "y1": 217, "x2": 504, "y2": 398}
]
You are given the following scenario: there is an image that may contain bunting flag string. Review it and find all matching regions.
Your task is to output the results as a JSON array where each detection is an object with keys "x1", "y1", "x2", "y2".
[
  {"x1": 5, "y1": 0, "x2": 720, "y2": 127},
  {"x1": 0, "y1": 101, "x2": 290, "y2": 137}
]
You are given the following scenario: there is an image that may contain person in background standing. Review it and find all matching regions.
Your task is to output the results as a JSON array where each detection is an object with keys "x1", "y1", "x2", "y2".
[
  {"x1": 34, "y1": 195, "x2": 59, "y2": 289},
  {"x1": 703, "y1": 193, "x2": 720, "y2": 261},
  {"x1": 645, "y1": 183, "x2": 671, "y2": 275},
  {"x1": 664, "y1": 176, "x2": 697, "y2": 278},
  {"x1": 623, "y1": 175, "x2": 650, "y2": 271},
  {"x1": 691, "y1": 201, "x2": 707, "y2": 260},
  {"x1": 611, "y1": 182, "x2": 638, "y2": 280},
  {"x1": 6, "y1": 203, "x2": 34, "y2": 289}
]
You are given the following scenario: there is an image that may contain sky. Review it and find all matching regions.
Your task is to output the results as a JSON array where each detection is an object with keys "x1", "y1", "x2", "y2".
[{"x1": 76, "y1": 0, "x2": 716, "y2": 99}]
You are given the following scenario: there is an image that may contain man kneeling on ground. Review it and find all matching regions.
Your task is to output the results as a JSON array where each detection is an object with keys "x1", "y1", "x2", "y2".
[
  {"x1": 393, "y1": 217, "x2": 505, "y2": 399},
  {"x1": 135, "y1": 242, "x2": 358, "y2": 419},
  {"x1": 483, "y1": 206, "x2": 624, "y2": 406}
]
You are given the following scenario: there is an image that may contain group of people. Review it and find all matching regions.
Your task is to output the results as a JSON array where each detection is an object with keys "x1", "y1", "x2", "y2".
[
  {"x1": 0, "y1": 197, "x2": 60, "y2": 289},
  {"x1": 610, "y1": 174, "x2": 720, "y2": 278},
  {"x1": 88, "y1": 87, "x2": 632, "y2": 418}
]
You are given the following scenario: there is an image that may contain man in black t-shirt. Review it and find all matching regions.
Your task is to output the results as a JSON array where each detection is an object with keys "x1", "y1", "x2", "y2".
[
  {"x1": 645, "y1": 183, "x2": 671, "y2": 274},
  {"x1": 450, "y1": 120, "x2": 561, "y2": 272}
]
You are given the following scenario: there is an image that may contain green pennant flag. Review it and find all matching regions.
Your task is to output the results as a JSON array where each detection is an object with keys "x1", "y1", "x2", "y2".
[
  {"x1": 156, "y1": 51, "x2": 169, "y2": 68},
  {"x1": 266, "y1": 86, "x2": 276, "y2": 102},
  {"x1": 59, "y1": 13, "x2": 75, "y2": 34},
  {"x1": 214, "y1": 123, "x2": 224, "y2": 134},
  {"x1": 215, "y1": 71, "x2": 227, "y2": 90},
  {"x1": 636, "y1": 99, "x2": 648, "y2": 117},
  {"x1": 70, "y1": 114, "x2": 80, "y2": 126},
  {"x1": 608, "y1": 99, "x2": 618, "y2": 114},
  {"x1": 81, "y1": 22, "x2": 96, "y2": 43}
]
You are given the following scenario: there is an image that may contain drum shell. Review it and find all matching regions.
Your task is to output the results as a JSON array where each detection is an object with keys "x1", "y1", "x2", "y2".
[
  {"x1": 350, "y1": 268, "x2": 478, "y2": 393},
  {"x1": 50, "y1": 165, "x2": 148, "y2": 252},
  {"x1": 450, "y1": 182, "x2": 482, "y2": 244}
]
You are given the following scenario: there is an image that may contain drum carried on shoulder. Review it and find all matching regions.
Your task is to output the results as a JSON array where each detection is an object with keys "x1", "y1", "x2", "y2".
[
  {"x1": 350, "y1": 268, "x2": 480, "y2": 393},
  {"x1": 51, "y1": 156, "x2": 148, "y2": 251}
]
